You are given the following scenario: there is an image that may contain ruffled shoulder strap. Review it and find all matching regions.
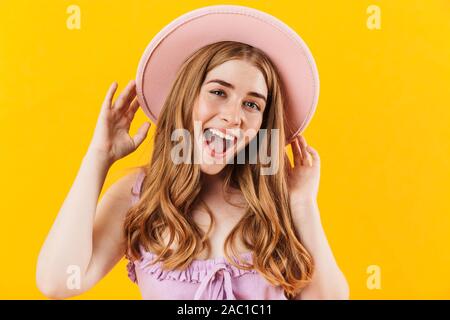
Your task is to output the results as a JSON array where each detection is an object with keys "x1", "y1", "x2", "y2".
[
  {"x1": 130, "y1": 169, "x2": 146, "y2": 205},
  {"x1": 126, "y1": 169, "x2": 146, "y2": 284},
  {"x1": 126, "y1": 258, "x2": 138, "y2": 284},
  {"x1": 125, "y1": 245, "x2": 138, "y2": 284}
]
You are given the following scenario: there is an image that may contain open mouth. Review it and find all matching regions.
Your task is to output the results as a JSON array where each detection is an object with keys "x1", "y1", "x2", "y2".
[{"x1": 202, "y1": 127, "x2": 238, "y2": 158}]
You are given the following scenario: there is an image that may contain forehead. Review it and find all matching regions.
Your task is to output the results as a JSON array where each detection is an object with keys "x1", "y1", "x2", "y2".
[{"x1": 204, "y1": 60, "x2": 268, "y2": 95}]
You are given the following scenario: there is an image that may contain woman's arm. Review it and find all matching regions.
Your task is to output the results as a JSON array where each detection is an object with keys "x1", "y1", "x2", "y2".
[
  {"x1": 36, "y1": 80, "x2": 150, "y2": 299},
  {"x1": 292, "y1": 200, "x2": 349, "y2": 300},
  {"x1": 36, "y1": 152, "x2": 137, "y2": 299},
  {"x1": 287, "y1": 136, "x2": 349, "y2": 299}
]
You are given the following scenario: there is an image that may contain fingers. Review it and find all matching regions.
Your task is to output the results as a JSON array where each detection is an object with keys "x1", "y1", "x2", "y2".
[
  {"x1": 291, "y1": 137, "x2": 302, "y2": 167},
  {"x1": 112, "y1": 80, "x2": 136, "y2": 113},
  {"x1": 126, "y1": 96, "x2": 140, "y2": 119},
  {"x1": 306, "y1": 144, "x2": 320, "y2": 163},
  {"x1": 123, "y1": 97, "x2": 141, "y2": 131},
  {"x1": 132, "y1": 122, "x2": 151, "y2": 149},
  {"x1": 292, "y1": 135, "x2": 319, "y2": 167},
  {"x1": 102, "y1": 81, "x2": 118, "y2": 111},
  {"x1": 297, "y1": 135, "x2": 311, "y2": 167}
]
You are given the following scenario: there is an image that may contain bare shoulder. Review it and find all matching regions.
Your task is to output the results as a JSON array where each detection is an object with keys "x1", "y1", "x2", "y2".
[
  {"x1": 78, "y1": 167, "x2": 146, "y2": 290},
  {"x1": 96, "y1": 167, "x2": 145, "y2": 223},
  {"x1": 92, "y1": 167, "x2": 146, "y2": 251},
  {"x1": 104, "y1": 168, "x2": 144, "y2": 201}
]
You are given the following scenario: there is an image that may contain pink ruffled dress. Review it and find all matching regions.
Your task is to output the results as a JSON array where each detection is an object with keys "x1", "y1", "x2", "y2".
[{"x1": 126, "y1": 170, "x2": 288, "y2": 300}]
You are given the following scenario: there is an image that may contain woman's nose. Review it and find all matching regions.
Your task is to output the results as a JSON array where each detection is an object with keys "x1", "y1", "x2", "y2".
[{"x1": 221, "y1": 102, "x2": 242, "y2": 126}]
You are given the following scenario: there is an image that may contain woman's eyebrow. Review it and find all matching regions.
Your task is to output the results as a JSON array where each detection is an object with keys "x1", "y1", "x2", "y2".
[{"x1": 206, "y1": 79, "x2": 267, "y2": 102}]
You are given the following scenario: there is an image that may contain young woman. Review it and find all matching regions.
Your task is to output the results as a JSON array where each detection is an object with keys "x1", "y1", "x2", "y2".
[{"x1": 36, "y1": 7, "x2": 349, "y2": 301}]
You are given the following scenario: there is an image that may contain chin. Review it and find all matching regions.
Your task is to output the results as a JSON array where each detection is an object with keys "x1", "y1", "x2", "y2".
[{"x1": 199, "y1": 163, "x2": 227, "y2": 175}]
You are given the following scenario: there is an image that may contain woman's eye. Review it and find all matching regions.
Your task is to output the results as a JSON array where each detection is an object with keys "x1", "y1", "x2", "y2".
[
  {"x1": 210, "y1": 90, "x2": 225, "y2": 96},
  {"x1": 209, "y1": 90, "x2": 260, "y2": 111},
  {"x1": 244, "y1": 101, "x2": 260, "y2": 111}
]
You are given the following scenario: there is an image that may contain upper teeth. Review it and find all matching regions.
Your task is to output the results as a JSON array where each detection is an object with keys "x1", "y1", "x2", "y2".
[{"x1": 206, "y1": 128, "x2": 235, "y2": 141}]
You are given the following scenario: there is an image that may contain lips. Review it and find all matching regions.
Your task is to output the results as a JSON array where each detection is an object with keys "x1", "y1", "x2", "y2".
[{"x1": 202, "y1": 127, "x2": 237, "y2": 158}]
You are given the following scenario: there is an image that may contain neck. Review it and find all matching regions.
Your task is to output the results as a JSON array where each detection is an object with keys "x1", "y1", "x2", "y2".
[{"x1": 200, "y1": 170, "x2": 227, "y2": 197}]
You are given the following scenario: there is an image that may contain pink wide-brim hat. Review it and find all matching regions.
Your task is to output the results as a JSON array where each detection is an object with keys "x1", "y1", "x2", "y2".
[{"x1": 135, "y1": 4, "x2": 320, "y2": 144}]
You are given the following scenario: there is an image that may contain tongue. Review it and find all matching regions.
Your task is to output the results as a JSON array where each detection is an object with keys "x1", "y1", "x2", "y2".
[{"x1": 210, "y1": 135, "x2": 226, "y2": 153}]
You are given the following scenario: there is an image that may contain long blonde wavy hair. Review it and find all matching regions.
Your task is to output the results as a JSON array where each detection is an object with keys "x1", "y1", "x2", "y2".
[{"x1": 124, "y1": 41, "x2": 313, "y2": 299}]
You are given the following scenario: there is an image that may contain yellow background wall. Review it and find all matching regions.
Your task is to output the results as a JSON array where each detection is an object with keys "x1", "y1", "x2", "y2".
[{"x1": 1, "y1": 0, "x2": 449, "y2": 299}]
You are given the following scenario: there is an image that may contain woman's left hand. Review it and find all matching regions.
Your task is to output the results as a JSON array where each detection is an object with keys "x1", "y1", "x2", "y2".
[{"x1": 287, "y1": 135, "x2": 321, "y2": 209}]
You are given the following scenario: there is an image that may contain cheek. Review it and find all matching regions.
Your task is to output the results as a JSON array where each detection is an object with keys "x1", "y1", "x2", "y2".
[
  {"x1": 245, "y1": 114, "x2": 263, "y2": 132},
  {"x1": 193, "y1": 97, "x2": 216, "y2": 123},
  {"x1": 239, "y1": 115, "x2": 263, "y2": 146}
]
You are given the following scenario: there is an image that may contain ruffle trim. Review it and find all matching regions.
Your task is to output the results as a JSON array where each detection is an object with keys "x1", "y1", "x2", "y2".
[
  {"x1": 130, "y1": 170, "x2": 146, "y2": 205},
  {"x1": 126, "y1": 258, "x2": 138, "y2": 284},
  {"x1": 126, "y1": 245, "x2": 257, "y2": 284}
]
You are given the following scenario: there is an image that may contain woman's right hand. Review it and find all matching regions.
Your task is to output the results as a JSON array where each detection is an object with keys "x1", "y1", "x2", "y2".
[{"x1": 87, "y1": 80, "x2": 151, "y2": 165}]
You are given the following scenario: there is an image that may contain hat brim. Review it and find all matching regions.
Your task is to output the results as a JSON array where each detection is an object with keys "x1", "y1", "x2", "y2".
[{"x1": 136, "y1": 4, "x2": 319, "y2": 145}]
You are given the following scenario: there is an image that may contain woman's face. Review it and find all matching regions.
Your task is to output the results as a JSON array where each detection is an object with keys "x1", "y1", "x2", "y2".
[{"x1": 192, "y1": 59, "x2": 268, "y2": 175}]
